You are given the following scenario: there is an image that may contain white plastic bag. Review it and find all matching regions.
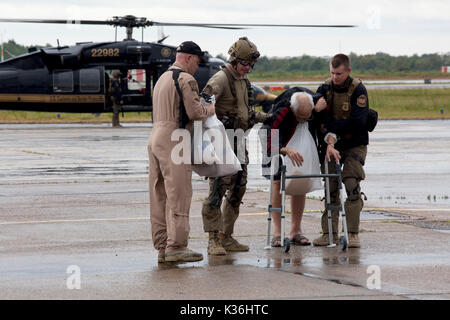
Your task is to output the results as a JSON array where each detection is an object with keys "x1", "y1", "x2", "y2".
[
  {"x1": 191, "y1": 114, "x2": 241, "y2": 177},
  {"x1": 285, "y1": 122, "x2": 322, "y2": 195}
]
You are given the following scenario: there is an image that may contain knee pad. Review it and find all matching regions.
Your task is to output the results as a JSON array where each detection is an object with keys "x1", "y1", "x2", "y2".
[
  {"x1": 344, "y1": 178, "x2": 361, "y2": 202},
  {"x1": 207, "y1": 178, "x2": 224, "y2": 209},
  {"x1": 226, "y1": 186, "x2": 246, "y2": 208},
  {"x1": 208, "y1": 194, "x2": 222, "y2": 209}
]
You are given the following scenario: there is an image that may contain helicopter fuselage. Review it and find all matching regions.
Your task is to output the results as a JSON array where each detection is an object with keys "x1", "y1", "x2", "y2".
[
  {"x1": 0, "y1": 14, "x2": 355, "y2": 114},
  {"x1": 0, "y1": 39, "x2": 222, "y2": 113}
]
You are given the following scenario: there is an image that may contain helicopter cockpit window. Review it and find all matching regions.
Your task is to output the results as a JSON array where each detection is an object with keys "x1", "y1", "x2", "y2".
[
  {"x1": 53, "y1": 70, "x2": 73, "y2": 93},
  {"x1": 80, "y1": 69, "x2": 100, "y2": 93}
]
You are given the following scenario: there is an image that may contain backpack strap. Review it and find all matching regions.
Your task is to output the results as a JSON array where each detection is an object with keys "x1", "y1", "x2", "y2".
[{"x1": 170, "y1": 68, "x2": 189, "y2": 129}]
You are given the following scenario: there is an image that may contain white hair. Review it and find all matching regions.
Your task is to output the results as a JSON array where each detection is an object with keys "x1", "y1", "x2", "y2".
[{"x1": 290, "y1": 92, "x2": 314, "y2": 112}]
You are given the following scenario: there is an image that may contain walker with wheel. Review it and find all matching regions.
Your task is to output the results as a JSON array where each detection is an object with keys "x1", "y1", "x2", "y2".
[{"x1": 264, "y1": 154, "x2": 349, "y2": 252}]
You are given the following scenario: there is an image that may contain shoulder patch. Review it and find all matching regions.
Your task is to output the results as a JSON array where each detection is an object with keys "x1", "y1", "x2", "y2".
[
  {"x1": 356, "y1": 94, "x2": 367, "y2": 108},
  {"x1": 202, "y1": 84, "x2": 214, "y2": 96},
  {"x1": 188, "y1": 80, "x2": 199, "y2": 93},
  {"x1": 204, "y1": 84, "x2": 221, "y2": 96}
]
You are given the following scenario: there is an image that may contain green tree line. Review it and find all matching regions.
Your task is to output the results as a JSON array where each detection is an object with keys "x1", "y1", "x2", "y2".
[
  {"x1": 217, "y1": 52, "x2": 450, "y2": 74},
  {"x1": 1, "y1": 40, "x2": 51, "y2": 60},
  {"x1": 2, "y1": 39, "x2": 449, "y2": 74},
  {"x1": 252, "y1": 52, "x2": 450, "y2": 74}
]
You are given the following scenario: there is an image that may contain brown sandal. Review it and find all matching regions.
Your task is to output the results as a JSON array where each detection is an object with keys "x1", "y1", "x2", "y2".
[{"x1": 291, "y1": 234, "x2": 311, "y2": 246}]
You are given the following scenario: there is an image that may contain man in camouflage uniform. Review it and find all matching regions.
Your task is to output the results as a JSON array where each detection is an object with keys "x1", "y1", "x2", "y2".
[
  {"x1": 201, "y1": 37, "x2": 272, "y2": 255},
  {"x1": 313, "y1": 54, "x2": 371, "y2": 248}
]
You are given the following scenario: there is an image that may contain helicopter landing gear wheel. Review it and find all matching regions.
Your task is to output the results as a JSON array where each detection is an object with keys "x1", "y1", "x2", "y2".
[{"x1": 339, "y1": 236, "x2": 347, "y2": 251}]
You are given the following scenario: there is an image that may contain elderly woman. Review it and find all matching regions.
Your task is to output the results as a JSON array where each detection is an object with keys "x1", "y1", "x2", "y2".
[{"x1": 262, "y1": 88, "x2": 321, "y2": 247}]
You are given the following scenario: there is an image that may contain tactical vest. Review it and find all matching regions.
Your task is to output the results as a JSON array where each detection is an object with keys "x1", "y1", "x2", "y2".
[
  {"x1": 325, "y1": 78, "x2": 361, "y2": 120},
  {"x1": 221, "y1": 66, "x2": 254, "y2": 115}
]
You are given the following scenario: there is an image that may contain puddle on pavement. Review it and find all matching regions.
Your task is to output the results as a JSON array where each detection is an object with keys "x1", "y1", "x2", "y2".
[
  {"x1": 79, "y1": 135, "x2": 142, "y2": 142},
  {"x1": 152, "y1": 239, "x2": 450, "y2": 275},
  {"x1": 401, "y1": 220, "x2": 450, "y2": 233},
  {"x1": 153, "y1": 246, "x2": 364, "y2": 271},
  {"x1": 1, "y1": 165, "x2": 148, "y2": 178},
  {"x1": 305, "y1": 210, "x2": 405, "y2": 220}
]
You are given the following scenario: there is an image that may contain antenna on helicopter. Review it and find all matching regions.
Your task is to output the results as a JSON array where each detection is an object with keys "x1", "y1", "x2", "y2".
[{"x1": 157, "y1": 26, "x2": 169, "y2": 44}]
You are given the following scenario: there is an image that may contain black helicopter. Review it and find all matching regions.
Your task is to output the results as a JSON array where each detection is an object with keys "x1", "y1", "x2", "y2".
[{"x1": 0, "y1": 16, "x2": 355, "y2": 114}]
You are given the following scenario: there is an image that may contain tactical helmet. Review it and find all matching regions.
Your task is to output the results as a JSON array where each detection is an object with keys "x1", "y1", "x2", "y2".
[{"x1": 228, "y1": 37, "x2": 260, "y2": 65}]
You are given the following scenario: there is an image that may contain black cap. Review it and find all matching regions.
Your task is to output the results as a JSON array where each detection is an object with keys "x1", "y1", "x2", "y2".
[{"x1": 176, "y1": 41, "x2": 206, "y2": 63}]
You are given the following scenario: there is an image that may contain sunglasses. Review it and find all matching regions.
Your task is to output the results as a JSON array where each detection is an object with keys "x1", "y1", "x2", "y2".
[{"x1": 238, "y1": 59, "x2": 255, "y2": 68}]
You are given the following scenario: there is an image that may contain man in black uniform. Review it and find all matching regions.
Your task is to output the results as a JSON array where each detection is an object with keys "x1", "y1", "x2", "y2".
[{"x1": 313, "y1": 53, "x2": 370, "y2": 248}]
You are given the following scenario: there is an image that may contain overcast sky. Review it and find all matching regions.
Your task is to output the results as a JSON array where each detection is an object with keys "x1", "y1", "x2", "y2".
[{"x1": 0, "y1": 0, "x2": 449, "y2": 58}]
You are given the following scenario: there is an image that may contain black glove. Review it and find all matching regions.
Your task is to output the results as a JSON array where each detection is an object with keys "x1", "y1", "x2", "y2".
[{"x1": 263, "y1": 113, "x2": 274, "y2": 125}]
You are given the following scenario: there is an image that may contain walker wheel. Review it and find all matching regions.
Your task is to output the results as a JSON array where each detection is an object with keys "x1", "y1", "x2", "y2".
[
  {"x1": 339, "y1": 236, "x2": 347, "y2": 251},
  {"x1": 283, "y1": 237, "x2": 290, "y2": 253}
]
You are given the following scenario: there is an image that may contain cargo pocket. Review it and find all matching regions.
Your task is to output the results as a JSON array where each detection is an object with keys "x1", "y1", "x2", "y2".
[
  {"x1": 343, "y1": 148, "x2": 366, "y2": 182},
  {"x1": 208, "y1": 178, "x2": 224, "y2": 209},
  {"x1": 172, "y1": 212, "x2": 190, "y2": 248}
]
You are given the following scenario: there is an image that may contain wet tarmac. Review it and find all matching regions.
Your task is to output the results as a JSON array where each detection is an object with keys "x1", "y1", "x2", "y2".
[
  {"x1": 0, "y1": 121, "x2": 449, "y2": 300},
  {"x1": 2, "y1": 120, "x2": 450, "y2": 208}
]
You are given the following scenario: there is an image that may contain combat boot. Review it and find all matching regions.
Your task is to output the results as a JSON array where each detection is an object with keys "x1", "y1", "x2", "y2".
[
  {"x1": 165, "y1": 248, "x2": 203, "y2": 262},
  {"x1": 208, "y1": 232, "x2": 227, "y2": 255},
  {"x1": 158, "y1": 249, "x2": 165, "y2": 263},
  {"x1": 348, "y1": 233, "x2": 361, "y2": 248},
  {"x1": 312, "y1": 233, "x2": 338, "y2": 246},
  {"x1": 220, "y1": 234, "x2": 249, "y2": 252}
]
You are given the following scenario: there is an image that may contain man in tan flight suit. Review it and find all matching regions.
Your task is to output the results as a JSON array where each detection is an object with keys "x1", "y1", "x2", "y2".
[
  {"x1": 201, "y1": 37, "x2": 272, "y2": 255},
  {"x1": 148, "y1": 41, "x2": 215, "y2": 263}
]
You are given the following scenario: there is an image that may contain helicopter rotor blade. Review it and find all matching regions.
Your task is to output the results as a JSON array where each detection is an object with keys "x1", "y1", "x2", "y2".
[
  {"x1": 149, "y1": 21, "x2": 356, "y2": 29},
  {"x1": 206, "y1": 23, "x2": 356, "y2": 28},
  {"x1": 149, "y1": 21, "x2": 245, "y2": 30},
  {"x1": 0, "y1": 18, "x2": 109, "y2": 25},
  {"x1": 0, "y1": 18, "x2": 248, "y2": 29},
  {"x1": 0, "y1": 18, "x2": 356, "y2": 29}
]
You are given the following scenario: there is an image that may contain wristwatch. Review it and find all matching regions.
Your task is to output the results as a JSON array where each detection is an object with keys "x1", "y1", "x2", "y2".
[{"x1": 324, "y1": 132, "x2": 337, "y2": 147}]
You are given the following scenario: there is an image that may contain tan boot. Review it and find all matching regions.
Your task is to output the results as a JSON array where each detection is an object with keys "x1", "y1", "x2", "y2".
[
  {"x1": 312, "y1": 233, "x2": 338, "y2": 246},
  {"x1": 208, "y1": 232, "x2": 227, "y2": 255},
  {"x1": 348, "y1": 233, "x2": 361, "y2": 248},
  {"x1": 220, "y1": 234, "x2": 249, "y2": 252},
  {"x1": 165, "y1": 248, "x2": 203, "y2": 262}
]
